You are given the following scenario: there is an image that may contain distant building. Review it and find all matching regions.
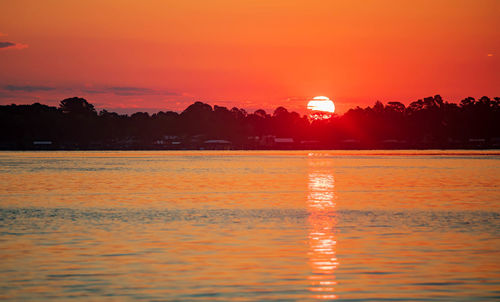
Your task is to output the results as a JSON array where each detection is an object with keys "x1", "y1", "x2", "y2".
[
  {"x1": 33, "y1": 141, "x2": 52, "y2": 145},
  {"x1": 274, "y1": 137, "x2": 294, "y2": 149},
  {"x1": 33, "y1": 141, "x2": 53, "y2": 150},
  {"x1": 254, "y1": 136, "x2": 295, "y2": 148},
  {"x1": 300, "y1": 140, "x2": 321, "y2": 148},
  {"x1": 274, "y1": 138, "x2": 294, "y2": 144},
  {"x1": 468, "y1": 138, "x2": 486, "y2": 143},
  {"x1": 154, "y1": 140, "x2": 166, "y2": 145},
  {"x1": 259, "y1": 135, "x2": 276, "y2": 147},
  {"x1": 164, "y1": 135, "x2": 179, "y2": 140},
  {"x1": 381, "y1": 139, "x2": 405, "y2": 149},
  {"x1": 339, "y1": 139, "x2": 361, "y2": 149},
  {"x1": 203, "y1": 139, "x2": 232, "y2": 150},
  {"x1": 340, "y1": 139, "x2": 360, "y2": 144},
  {"x1": 468, "y1": 138, "x2": 486, "y2": 148}
]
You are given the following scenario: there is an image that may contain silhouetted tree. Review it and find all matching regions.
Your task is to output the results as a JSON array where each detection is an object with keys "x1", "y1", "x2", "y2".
[{"x1": 59, "y1": 97, "x2": 96, "y2": 116}]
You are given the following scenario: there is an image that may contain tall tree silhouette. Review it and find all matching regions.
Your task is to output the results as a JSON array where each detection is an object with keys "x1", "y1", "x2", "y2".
[{"x1": 59, "y1": 97, "x2": 97, "y2": 116}]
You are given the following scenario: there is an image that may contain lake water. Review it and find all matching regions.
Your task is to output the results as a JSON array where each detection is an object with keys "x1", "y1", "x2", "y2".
[{"x1": 0, "y1": 150, "x2": 499, "y2": 301}]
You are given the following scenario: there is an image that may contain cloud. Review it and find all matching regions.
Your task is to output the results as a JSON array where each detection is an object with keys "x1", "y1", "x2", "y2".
[
  {"x1": 0, "y1": 42, "x2": 15, "y2": 48},
  {"x1": 4, "y1": 85, "x2": 55, "y2": 92},
  {"x1": 83, "y1": 86, "x2": 178, "y2": 96},
  {"x1": 2, "y1": 84, "x2": 178, "y2": 98},
  {"x1": 0, "y1": 41, "x2": 28, "y2": 50},
  {"x1": 110, "y1": 86, "x2": 158, "y2": 96}
]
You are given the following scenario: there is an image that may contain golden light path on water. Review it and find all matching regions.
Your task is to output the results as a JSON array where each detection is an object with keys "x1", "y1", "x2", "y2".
[{"x1": 307, "y1": 156, "x2": 338, "y2": 300}]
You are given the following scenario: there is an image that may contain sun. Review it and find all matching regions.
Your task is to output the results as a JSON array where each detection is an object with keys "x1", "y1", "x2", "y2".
[{"x1": 307, "y1": 96, "x2": 335, "y2": 120}]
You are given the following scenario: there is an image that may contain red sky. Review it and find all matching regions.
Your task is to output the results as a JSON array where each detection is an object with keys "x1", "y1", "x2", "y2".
[{"x1": 0, "y1": 0, "x2": 498, "y2": 114}]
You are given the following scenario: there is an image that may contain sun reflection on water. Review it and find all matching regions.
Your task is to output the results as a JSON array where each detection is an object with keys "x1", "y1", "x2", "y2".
[{"x1": 307, "y1": 164, "x2": 338, "y2": 300}]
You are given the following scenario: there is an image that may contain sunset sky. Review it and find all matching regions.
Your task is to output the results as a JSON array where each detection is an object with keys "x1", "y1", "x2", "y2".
[{"x1": 0, "y1": 0, "x2": 498, "y2": 114}]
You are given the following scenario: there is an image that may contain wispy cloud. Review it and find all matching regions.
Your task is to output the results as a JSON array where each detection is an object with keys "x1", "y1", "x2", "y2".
[
  {"x1": 4, "y1": 85, "x2": 55, "y2": 92},
  {"x1": 83, "y1": 86, "x2": 178, "y2": 96},
  {"x1": 2, "y1": 84, "x2": 178, "y2": 96},
  {"x1": 0, "y1": 42, "x2": 15, "y2": 48},
  {"x1": 0, "y1": 41, "x2": 28, "y2": 50},
  {"x1": 0, "y1": 32, "x2": 28, "y2": 50}
]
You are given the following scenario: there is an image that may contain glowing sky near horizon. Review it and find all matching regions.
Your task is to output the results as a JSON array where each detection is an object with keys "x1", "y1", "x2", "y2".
[{"x1": 0, "y1": 0, "x2": 498, "y2": 114}]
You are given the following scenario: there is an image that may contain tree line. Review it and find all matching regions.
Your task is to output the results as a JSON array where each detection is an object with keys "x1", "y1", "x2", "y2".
[{"x1": 1, "y1": 95, "x2": 499, "y2": 149}]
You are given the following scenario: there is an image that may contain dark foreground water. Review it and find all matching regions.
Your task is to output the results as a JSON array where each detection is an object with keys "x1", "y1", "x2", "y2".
[{"x1": 0, "y1": 151, "x2": 499, "y2": 301}]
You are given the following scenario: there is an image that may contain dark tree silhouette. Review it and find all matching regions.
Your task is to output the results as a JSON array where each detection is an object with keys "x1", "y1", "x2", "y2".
[
  {"x1": 60, "y1": 97, "x2": 97, "y2": 116},
  {"x1": 1, "y1": 95, "x2": 499, "y2": 150}
]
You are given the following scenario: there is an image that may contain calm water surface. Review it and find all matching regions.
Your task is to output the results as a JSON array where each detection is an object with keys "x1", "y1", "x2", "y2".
[{"x1": 0, "y1": 150, "x2": 499, "y2": 301}]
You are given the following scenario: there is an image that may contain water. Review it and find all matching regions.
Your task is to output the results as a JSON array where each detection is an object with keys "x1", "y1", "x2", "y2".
[{"x1": 0, "y1": 150, "x2": 499, "y2": 301}]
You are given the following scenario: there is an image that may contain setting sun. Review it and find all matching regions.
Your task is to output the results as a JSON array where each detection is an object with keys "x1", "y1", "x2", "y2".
[{"x1": 307, "y1": 96, "x2": 335, "y2": 120}]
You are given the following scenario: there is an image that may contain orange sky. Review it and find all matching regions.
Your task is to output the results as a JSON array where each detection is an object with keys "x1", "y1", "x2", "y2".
[{"x1": 0, "y1": 0, "x2": 498, "y2": 114}]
